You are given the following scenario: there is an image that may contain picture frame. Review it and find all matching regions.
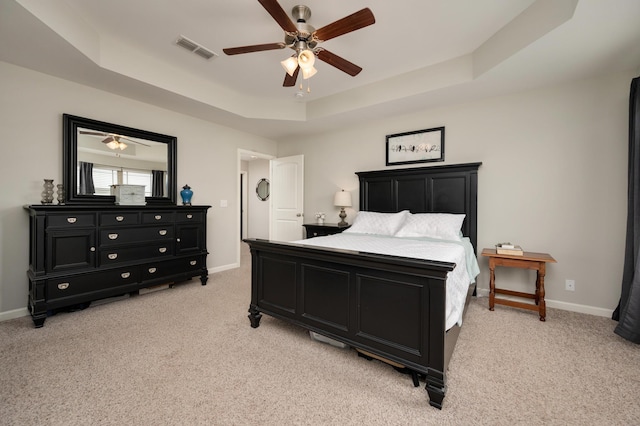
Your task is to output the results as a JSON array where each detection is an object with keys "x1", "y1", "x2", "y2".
[{"x1": 386, "y1": 127, "x2": 445, "y2": 166}]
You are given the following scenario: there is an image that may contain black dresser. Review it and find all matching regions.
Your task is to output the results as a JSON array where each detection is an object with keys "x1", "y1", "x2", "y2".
[{"x1": 25, "y1": 205, "x2": 210, "y2": 327}]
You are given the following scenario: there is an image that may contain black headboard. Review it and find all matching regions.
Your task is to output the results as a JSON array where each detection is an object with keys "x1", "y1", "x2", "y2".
[{"x1": 356, "y1": 162, "x2": 481, "y2": 251}]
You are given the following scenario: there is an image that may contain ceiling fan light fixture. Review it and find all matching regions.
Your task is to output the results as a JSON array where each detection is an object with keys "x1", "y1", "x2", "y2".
[
  {"x1": 118, "y1": 142, "x2": 127, "y2": 150},
  {"x1": 297, "y1": 49, "x2": 315, "y2": 70},
  {"x1": 281, "y1": 56, "x2": 298, "y2": 76},
  {"x1": 302, "y1": 66, "x2": 317, "y2": 80},
  {"x1": 106, "y1": 141, "x2": 119, "y2": 150}
]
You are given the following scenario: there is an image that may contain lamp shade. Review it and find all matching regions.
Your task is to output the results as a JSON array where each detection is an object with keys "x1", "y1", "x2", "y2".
[
  {"x1": 280, "y1": 56, "x2": 298, "y2": 76},
  {"x1": 334, "y1": 190, "x2": 352, "y2": 207},
  {"x1": 301, "y1": 66, "x2": 317, "y2": 80},
  {"x1": 297, "y1": 49, "x2": 315, "y2": 70}
]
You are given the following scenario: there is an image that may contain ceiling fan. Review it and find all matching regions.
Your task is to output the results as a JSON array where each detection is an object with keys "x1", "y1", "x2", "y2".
[
  {"x1": 223, "y1": 0, "x2": 375, "y2": 87},
  {"x1": 79, "y1": 130, "x2": 150, "y2": 151}
]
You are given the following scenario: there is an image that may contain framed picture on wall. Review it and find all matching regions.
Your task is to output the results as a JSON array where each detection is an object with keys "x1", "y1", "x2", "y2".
[{"x1": 386, "y1": 127, "x2": 445, "y2": 166}]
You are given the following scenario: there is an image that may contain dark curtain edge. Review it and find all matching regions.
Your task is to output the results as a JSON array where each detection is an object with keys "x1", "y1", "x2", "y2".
[{"x1": 614, "y1": 75, "x2": 640, "y2": 343}]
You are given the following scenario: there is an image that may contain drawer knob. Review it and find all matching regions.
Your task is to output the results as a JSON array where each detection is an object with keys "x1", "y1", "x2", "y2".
[
  {"x1": 159, "y1": 230, "x2": 167, "y2": 236},
  {"x1": 148, "y1": 267, "x2": 157, "y2": 273},
  {"x1": 108, "y1": 233, "x2": 118, "y2": 240},
  {"x1": 67, "y1": 217, "x2": 77, "y2": 224},
  {"x1": 90, "y1": 247, "x2": 96, "y2": 252},
  {"x1": 190, "y1": 260, "x2": 197, "y2": 266},
  {"x1": 116, "y1": 216, "x2": 124, "y2": 222},
  {"x1": 121, "y1": 272, "x2": 130, "y2": 279},
  {"x1": 158, "y1": 247, "x2": 167, "y2": 253},
  {"x1": 58, "y1": 282, "x2": 70, "y2": 290},
  {"x1": 108, "y1": 253, "x2": 118, "y2": 260},
  {"x1": 176, "y1": 238, "x2": 181, "y2": 243},
  {"x1": 186, "y1": 214, "x2": 193, "y2": 219},
  {"x1": 155, "y1": 215, "x2": 162, "y2": 220}
]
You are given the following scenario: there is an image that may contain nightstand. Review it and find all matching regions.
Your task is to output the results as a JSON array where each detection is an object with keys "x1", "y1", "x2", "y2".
[
  {"x1": 481, "y1": 248, "x2": 556, "y2": 321},
  {"x1": 303, "y1": 223, "x2": 351, "y2": 238}
]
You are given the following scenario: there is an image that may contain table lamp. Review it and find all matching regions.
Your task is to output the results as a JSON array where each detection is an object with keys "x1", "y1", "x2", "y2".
[{"x1": 334, "y1": 189, "x2": 352, "y2": 226}]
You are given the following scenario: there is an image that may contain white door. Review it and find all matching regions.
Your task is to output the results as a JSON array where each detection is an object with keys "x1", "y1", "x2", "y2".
[{"x1": 270, "y1": 155, "x2": 304, "y2": 241}]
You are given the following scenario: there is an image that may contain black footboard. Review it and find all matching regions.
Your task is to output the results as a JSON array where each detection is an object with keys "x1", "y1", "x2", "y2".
[{"x1": 245, "y1": 238, "x2": 459, "y2": 409}]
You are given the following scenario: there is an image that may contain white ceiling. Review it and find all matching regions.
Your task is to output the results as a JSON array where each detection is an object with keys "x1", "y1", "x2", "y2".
[{"x1": 1, "y1": 0, "x2": 639, "y2": 140}]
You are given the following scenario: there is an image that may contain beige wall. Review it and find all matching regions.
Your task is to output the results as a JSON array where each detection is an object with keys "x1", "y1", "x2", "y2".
[
  {"x1": 0, "y1": 61, "x2": 277, "y2": 317},
  {"x1": 0, "y1": 58, "x2": 636, "y2": 319},
  {"x1": 279, "y1": 70, "x2": 636, "y2": 316}
]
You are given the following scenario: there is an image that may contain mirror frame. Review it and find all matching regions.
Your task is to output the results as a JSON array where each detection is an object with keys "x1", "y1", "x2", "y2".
[
  {"x1": 256, "y1": 178, "x2": 270, "y2": 201},
  {"x1": 63, "y1": 114, "x2": 177, "y2": 205}
]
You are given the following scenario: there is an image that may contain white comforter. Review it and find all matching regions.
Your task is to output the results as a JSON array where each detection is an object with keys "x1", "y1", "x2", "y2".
[{"x1": 293, "y1": 233, "x2": 480, "y2": 330}]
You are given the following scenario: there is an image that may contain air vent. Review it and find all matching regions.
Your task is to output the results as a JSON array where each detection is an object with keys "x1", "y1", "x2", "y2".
[{"x1": 175, "y1": 35, "x2": 218, "y2": 60}]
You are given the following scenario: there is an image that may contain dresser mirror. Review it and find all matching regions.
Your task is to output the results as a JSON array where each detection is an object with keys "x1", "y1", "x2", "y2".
[{"x1": 63, "y1": 114, "x2": 177, "y2": 205}]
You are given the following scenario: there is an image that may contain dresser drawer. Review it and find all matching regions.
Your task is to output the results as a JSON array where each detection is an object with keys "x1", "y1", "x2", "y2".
[
  {"x1": 47, "y1": 267, "x2": 140, "y2": 300},
  {"x1": 142, "y1": 212, "x2": 175, "y2": 224},
  {"x1": 176, "y1": 211, "x2": 204, "y2": 223},
  {"x1": 100, "y1": 243, "x2": 174, "y2": 265},
  {"x1": 99, "y1": 212, "x2": 140, "y2": 226},
  {"x1": 100, "y1": 226, "x2": 174, "y2": 246},
  {"x1": 47, "y1": 213, "x2": 95, "y2": 228},
  {"x1": 142, "y1": 256, "x2": 204, "y2": 280}
]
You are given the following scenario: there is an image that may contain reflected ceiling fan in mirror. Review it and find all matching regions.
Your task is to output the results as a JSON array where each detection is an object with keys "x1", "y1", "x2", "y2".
[
  {"x1": 79, "y1": 130, "x2": 151, "y2": 151},
  {"x1": 223, "y1": 0, "x2": 375, "y2": 87}
]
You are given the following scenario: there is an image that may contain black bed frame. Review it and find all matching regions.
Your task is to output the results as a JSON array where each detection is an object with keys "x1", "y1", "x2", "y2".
[{"x1": 244, "y1": 162, "x2": 481, "y2": 409}]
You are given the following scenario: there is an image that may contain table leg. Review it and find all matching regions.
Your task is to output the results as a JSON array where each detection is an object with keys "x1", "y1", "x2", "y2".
[
  {"x1": 537, "y1": 267, "x2": 546, "y2": 321},
  {"x1": 489, "y1": 261, "x2": 495, "y2": 311}
]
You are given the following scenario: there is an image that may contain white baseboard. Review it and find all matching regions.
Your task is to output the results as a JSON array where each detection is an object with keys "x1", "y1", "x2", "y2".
[
  {"x1": 0, "y1": 307, "x2": 29, "y2": 322},
  {"x1": 475, "y1": 288, "x2": 613, "y2": 318},
  {"x1": 208, "y1": 262, "x2": 239, "y2": 274}
]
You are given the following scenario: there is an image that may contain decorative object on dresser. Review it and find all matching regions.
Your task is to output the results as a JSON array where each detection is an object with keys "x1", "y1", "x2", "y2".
[
  {"x1": 244, "y1": 162, "x2": 481, "y2": 409},
  {"x1": 302, "y1": 222, "x2": 350, "y2": 238},
  {"x1": 333, "y1": 189, "x2": 352, "y2": 226},
  {"x1": 481, "y1": 248, "x2": 556, "y2": 321},
  {"x1": 386, "y1": 127, "x2": 445, "y2": 166},
  {"x1": 41, "y1": 179, "x2": 54, "y2": 204},
  {"x1": 56, "y1": 184, "x2": 65, "y2": 205},
  {"x1": 111, "y1": 184, "x2": 146, "y2": 206},
  {"x1": 314, "y1": 212, "x2": 325, "y2": 224},
  {"x1": 180, "y1": 184, "x2": 193, "y2": 205},
  {"x1": 25, "y1": 205, "x2": 210, "y2": 328}
]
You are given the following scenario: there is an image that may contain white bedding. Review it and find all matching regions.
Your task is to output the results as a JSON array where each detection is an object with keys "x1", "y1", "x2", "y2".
[{"x1": 293, "y1": 233, "x2": 480, "y2": 330}]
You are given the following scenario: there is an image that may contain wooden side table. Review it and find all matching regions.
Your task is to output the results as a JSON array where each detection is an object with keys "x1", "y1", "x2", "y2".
[
  {"x1": 303, "y1": 223, "x2": 351, "y2": 238},
  {"x1": 481, "y1": 248, "x2": 556, "y2": 321}
]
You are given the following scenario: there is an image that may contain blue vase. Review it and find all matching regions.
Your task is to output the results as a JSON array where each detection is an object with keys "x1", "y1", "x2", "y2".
[{"x1": 180, "y1": 184, "x2": 193, "y2": 205}]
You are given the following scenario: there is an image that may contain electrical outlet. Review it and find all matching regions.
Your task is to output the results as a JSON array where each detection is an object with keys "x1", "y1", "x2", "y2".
[{"x1": 565, "y1": 279, "x2": 575, "y2": 291}]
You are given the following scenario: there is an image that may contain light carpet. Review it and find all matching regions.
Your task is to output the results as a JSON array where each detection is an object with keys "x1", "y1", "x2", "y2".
[{"x1": 1, "y1": 244, "x2": 639, "y2": 425}]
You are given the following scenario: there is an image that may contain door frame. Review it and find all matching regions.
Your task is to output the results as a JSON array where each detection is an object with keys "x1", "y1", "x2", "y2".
[{"x1": 237, "y1": 149, "x2": 274, "y2": 266}]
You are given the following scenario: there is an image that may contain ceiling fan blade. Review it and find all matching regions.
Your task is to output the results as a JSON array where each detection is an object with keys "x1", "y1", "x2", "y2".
[
  {"x1": 101, "y1": 136, "x2": 115, "y2": 144},
  {"x1": 283, "y1": 66, "x2": 300, "y2": 87},
  {"x1": 120, "y1": 136, "x2": 151, "y2": 147},
  {"x1": 223, "y1": 42, "x2": 285, "y2": 55},
  {"x1": 258, "y1": 0, "x2": 298, "y2": 33},
  {"x1": 79, "y1": 130, "x2": 107, "y2": 136},
  {"x1": 313, "y1": 8, "x2": 375, "y2": 42},
  {"x1": 317, "y1": 50, "x2": 362, "y2": 76}
]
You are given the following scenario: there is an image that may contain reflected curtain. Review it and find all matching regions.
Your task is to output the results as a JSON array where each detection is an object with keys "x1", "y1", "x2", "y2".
[
  {"x1": 152, "y1": 170, "x2": 164, "y2": 197},
  {"x1": 613, "y1": 76, "x2": 640, "y2": 343},
  {"x1": 79, "y1": 161, "x2": 95, "y2": 195}
]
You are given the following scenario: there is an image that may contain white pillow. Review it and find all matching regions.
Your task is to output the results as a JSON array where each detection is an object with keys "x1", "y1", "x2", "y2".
[
  {"x1": 343, "y1": 210, "x2": 410, "y2": 236},
  {"x1": 394, "y1": 213, "x2": 465, "y2": 241}
]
